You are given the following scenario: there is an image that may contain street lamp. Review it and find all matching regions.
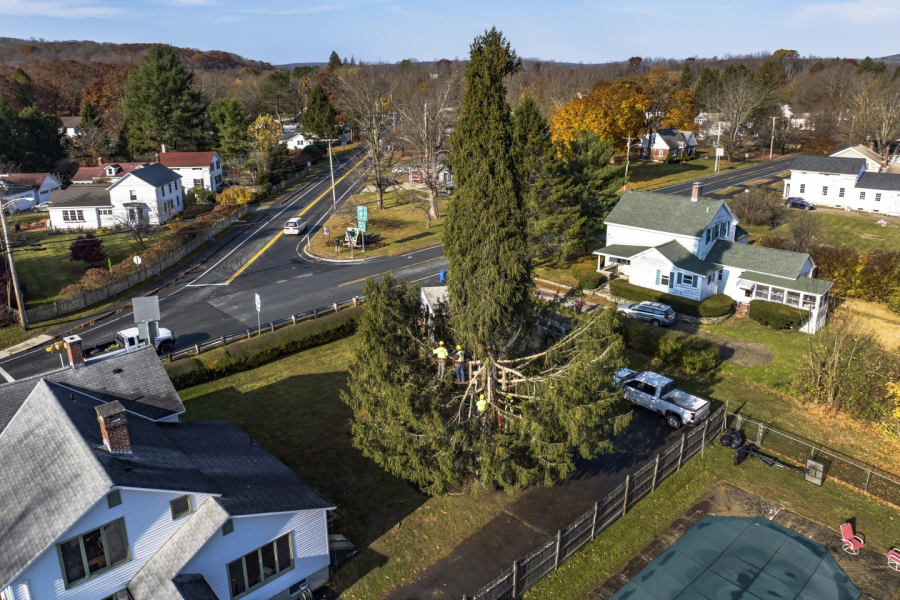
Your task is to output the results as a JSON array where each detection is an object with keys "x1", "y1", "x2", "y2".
[{"x1": 0, "y1": 181, "x2": 28, "y2": 330}]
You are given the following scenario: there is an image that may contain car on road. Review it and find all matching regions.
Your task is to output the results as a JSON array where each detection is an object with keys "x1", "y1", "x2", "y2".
[
  {"x1": 616, "y1": 301, "x2": 676, "y2": 327},
  {"x1": 31, "y1": 202, "x2": 51, "y2": 213},
  {"x1": 785, "y1": 197, "x2": 815, "y2": 210},
  {"x1": 614, "y1": 369, "x2": 711, "y2": 429},
  {"x1": 283, "y1": 218, "x2": 308, "y2": 235}
]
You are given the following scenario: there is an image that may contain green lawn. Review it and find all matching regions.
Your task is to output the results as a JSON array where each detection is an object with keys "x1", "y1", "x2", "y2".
[
  {"x1": 533, "y1": 248, "x2": 602, "y2": 287},
  {"x1": 178, "y1": 337, "x2": 520, "y2": 600},
  {"x1": 11, "y1": 225, "x2": 170, "y2": 307},
  {"x1": 525, "y1": 444, "x2": 900, "y2": 599},
  {"x1": 742, "y1": 210, "x2": 900, "y2": 254},
  {"x1": 626, "y1": 158, "x2": 759, "y2": 191}
]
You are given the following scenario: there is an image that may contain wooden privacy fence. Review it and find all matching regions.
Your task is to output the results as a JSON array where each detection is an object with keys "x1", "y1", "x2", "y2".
[
  {"x1": 466, "y1": 406, "x2": 727, "y2": 600},
  {"x1": 25, "y1": 206, "x2": 250, "y2": 324}
]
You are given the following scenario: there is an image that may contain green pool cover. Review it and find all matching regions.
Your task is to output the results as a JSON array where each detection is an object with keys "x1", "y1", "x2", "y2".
[{"x1": 610, "y1": 516, "x2": 861, "y2": 600}]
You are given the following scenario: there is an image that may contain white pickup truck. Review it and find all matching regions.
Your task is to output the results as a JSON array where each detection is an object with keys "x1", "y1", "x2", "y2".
[
  {"x1": 614, "y1": 368, "x2": 711, "y2": 429},
  {"x1": 83, "y1": 326, "x2": 176, "y2": 362}
]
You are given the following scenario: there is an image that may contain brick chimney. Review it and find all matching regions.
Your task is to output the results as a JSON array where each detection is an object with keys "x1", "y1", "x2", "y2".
[
  {"x1": 98, "y1": 156, "x2": 103, "y2": 166},
  {"x1": 64, "y1": 335, "x2": 85, "y2": 369},
  {"x1": 691, "y1": 181, "x2": 703, "y2": 202},
  {"x1": 95, "y1": 401, "x2": 131, "y2": 454}
]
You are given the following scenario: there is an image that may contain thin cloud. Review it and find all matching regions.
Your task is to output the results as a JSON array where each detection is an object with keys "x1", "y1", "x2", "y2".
[
  {"x1": 0, "y1": 0, "x2": 122, "y2": 17},
  {"x1": 790, "y1": 0, "x2": 900, "y2": 24}
]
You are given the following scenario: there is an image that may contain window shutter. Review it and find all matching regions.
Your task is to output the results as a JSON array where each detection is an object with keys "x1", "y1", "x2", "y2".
[
  {"x1": 655, "y1": 270, "x2": 661, "y2": 285},
  {"x1": 692, "y1": 276, "x2": 698, "y2": 288},
  {"x1": 706, "y1": 229, "x2": 711, "y2": 243},
  {"x1": 677, "y1": 273, "x2": 683, "y2": 285},
  {"x1": 669, "y1": 272, "x2": 674, "y2": 288}
]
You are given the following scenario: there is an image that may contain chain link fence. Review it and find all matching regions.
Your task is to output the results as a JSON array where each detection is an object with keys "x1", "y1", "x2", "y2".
[{"x1": 467, "y1": 406, "x2": 727, "y2": 600}]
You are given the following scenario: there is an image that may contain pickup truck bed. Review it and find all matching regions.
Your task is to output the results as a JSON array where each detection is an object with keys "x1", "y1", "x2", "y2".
[{"x1": 614, "y1": 368, "x2": 711, "y2": 428}]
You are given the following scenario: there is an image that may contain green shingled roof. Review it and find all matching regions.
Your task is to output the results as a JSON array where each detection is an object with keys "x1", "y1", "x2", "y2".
[
  {"x1": 705, "y1": 240, "x2": 811, "y2": 279},
  {"x1": 738, "y1": 271, "x2": 833, "y2": 296},
  {"x1": 605, "y1": 190, "x2": 725, "y2": 237},
  {"x1": 593, "y1": 245, "x2": 650, "y2": 258},
  {"x1": 654, "y1": 241, "x2": 720, "y2": 276}
]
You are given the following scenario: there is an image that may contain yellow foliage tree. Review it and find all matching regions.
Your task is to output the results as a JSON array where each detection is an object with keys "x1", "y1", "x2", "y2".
[
  {"x1": 217, "y1": 187, "x2": 255, "y2": 206},
  {"x1": 662, "y1": 88, "x2": 698, "y2": 132},
  {"x1": 551, "y1": 82, "x2": 648, "y2": 150},
  {"x1": 247, "y1": 114, "x2": 281, "y2": 151}
]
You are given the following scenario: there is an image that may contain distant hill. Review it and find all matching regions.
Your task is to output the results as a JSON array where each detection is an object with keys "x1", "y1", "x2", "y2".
[
  {"x1": 877, "y1": 54, "x2": 900, "y2": 65},
  {"x1": 280, "y1": 62, "x2": 327, "y2": 69}
]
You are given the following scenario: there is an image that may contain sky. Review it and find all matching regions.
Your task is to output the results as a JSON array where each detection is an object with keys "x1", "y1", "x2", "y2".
[{"x1": 1, "y1": 0, "x2": 899, "y2": 65}]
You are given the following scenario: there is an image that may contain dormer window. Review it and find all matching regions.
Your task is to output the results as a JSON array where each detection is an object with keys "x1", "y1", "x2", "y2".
[
  {"x1": 105, "y1": 166, "x2": 116, "y2": 176},
  {"x1": 129, "y1": 191, "x2": 137, "y2": 201}
]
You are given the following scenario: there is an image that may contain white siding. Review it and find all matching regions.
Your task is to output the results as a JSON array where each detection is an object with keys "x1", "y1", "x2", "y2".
[
  {"x1": 9, "y1": 489, "x2": 211, "y2": 600},
  {"x1": 605, "y1": 223, "x2": 701, "y2": 255},
  {"x1": 783, "y1": 170, "x2": 876, "y2": 211},
  {"x1": 696, "y1": 205, "x2": 738, "y2": 259},
  {"x1": 109, "y1": 178, "x2": 183, "y2": 226},
  {"x1": 47, "y1": 207, "x2": 103, "y2": 231},
  {"x1": 181, "y1": 510, "x2": 330, "y2": 600}
]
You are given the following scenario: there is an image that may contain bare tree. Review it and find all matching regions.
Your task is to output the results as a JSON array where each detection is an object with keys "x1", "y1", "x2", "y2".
[
  {"x1": 394, "y1": 65, "x2": 462, "y2": 219},
  {"x1": 69, "y1": 122, "x2": 116, "y2": 164},
  {"x1": 337, "y1": 63, "x2": 398, "y2": 210},
  {"x1": 847, "y1": 77, "x2": 900, "y2": 162},
  {"x1": 708, "y1": 72, "x2": 767, "y2": 160}
]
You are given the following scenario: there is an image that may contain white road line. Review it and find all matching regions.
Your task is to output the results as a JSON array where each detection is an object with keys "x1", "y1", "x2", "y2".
[{"x1": 402, "y1": 244, "x2": 444, "y2": 258}]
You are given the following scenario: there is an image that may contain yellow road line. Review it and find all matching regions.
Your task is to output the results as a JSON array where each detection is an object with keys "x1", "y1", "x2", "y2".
[
  {"x1": 338, "y1": 256, "x2": 443, "y2": 287},
  {"x1": 225, "y1": 154, "x2": 368, "y2": 284}
]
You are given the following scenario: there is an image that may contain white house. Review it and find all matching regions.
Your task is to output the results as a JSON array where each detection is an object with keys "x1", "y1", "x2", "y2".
[
  {"x1": 48, "y1": 164, "x2": 184, "y2": 230},
  {"x1": 595, "y1": 184, "x2": 833, "y2": 333},
  {"x1": 1, "y1": 178, "x2": 39, "y2": 213},
  {"x1": 159, "y1": 151, "x2": 224, "y2": 192},
  {"x1": 59, "y1": 116, "x2": 82, "y2": 138},
  {"x1": 830, "y1": 144, "x2": 900, "y2": 174},
  {"x1": 640, "y1": 129, "x2": 697, "y2": 162},
  {"x1": 0, "y1": 341, "x2": 334, "y2": 600},
  {"x1": 783, "y1": 154, "x2": 900, "y2": 216},
  {"x1": 72, "y1": 162, "x2": 152, "y2": 185},
  {"x1": 280, "y1": 132, "x2": 315, "y2": 151},
  {"x1": 1, "y1": 172, "x2": 63, "y2": 207}
]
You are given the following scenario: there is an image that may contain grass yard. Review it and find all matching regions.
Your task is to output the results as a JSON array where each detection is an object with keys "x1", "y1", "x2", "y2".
[
  {"x1": 178, "y1": 337, "x2": 520, "y2": 599},
  {"x1": 742, "y1": 178, "x2": 774, "y2": 187},
  {"x1": 843, "y1": 299, "x2": 900, "y2": 352},
  {"x1": 625, "y1": 158, "x2": 759, "y2": 191},
  {"x1": 741, "y1": 209, "x2": 900, "y2": 254},
  {"x1": 308, "y1": 189, "x2": 447, "y2": 259},
  {"x1": 533, "y1": 251, "x2": 602, "y2": 288},
  {"x1": 712, "y1": 187, "x2": 743, "y2": 195},
  {"x1": 524, "y1": 444, "x2": 900, "y2": 599},
  {"x1": 11, "y1": 226, "x2": 170, "y2": 307}
]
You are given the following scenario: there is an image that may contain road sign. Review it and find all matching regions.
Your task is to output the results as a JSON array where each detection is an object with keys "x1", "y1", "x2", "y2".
[
  {"x1": 133, "y1": 296, "x2": 160, "y2": 323},
  {"x1": 715, "y1": 147, "x2": 725, "y2": 157},
  {"x1": 323, "y1": 226, "x2": 330, "y2": 236},
  {"x1": 133, "y1": 255, "x2": 142, "y2": 266},
  {"x1": 357, "y1": 221, "x2": 367, "y2": 233},
  {"x1": 357, "y1": 205, "x2": 368, "y2": 222},
  {"x1": 255, "y1": 293, "x2": 261, "y2": 312}
]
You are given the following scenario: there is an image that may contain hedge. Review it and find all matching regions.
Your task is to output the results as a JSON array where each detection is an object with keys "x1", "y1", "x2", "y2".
[
  {"x1": 620, "y1": 318, "x2": 720, "y2": 372},
  {"x1": 609, "y1": 279, "x2": 734, "y2": 318},
  {"x1": 165, "y1": 307, "x2": 362, "y2": 389},
  {"x1": 748, "y1": 300, "x2": 809, "y2": 330},
  {"x1": 570, "y1": 262, "x2": 605, "y2": 290}
]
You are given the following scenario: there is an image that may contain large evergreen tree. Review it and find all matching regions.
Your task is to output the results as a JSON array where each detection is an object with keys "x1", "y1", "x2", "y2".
[
  {"x1": 207, "y1": 97, "x2": 249, "y2": 158},
  {"x1": 78, "y1": 100, "x2": 103, "y2": 130},
  {"x1": 327, "y1": 51, "x2": 342, "y2": 71},
  {"x1": 259, "y1": 71, "x2": 300, "y2": 125},
  {"x1": 266, "y1": 142, "x2": 294, "y2": 184},
  {"x1": 512, "y1": 95, "x2": 549, "y2": 188},
  {"x1": 300, "y1": 84, "x2": 338, "y2": 139},
  {"x1": 10, "y1": 67, "x2": 33, "y2": 109},
  {"x1": 15, "y1": 107, "x2": 66, "y2": 170},
  {"x1": 122, "y1": 44, "x2": 205, "y2": 153},
  {"x1": 344, "y1": 29, "x2": 631, "y2": 495}
]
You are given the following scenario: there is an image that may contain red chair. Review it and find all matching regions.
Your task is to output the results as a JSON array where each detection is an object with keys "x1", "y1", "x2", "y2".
[
  {"x1": 888, "y1": 548, "x2": 900, "y2": 571},
  {"x1": 840, "y1": 523, "x2": 865, "y2": 555}
]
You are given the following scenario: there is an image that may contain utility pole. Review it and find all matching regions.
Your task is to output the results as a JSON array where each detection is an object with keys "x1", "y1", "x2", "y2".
[
  {"x1": 623, "y1": 136, "x2": 635, "y2": 179},
  {"x1": 0, "y1": 184, "x2": 27, "y2": 330},
  {"x1": 327, "y1": 139, "x2": 337, "y2": 209},
  {"x1": 769, "y1": 116, "x2": 779, "y2": 160},
  {"x1": 714, "y1": 127, "x2": 723, "y2": 173}
]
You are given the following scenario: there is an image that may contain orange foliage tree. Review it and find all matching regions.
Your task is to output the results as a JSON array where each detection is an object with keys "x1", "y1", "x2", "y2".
[{"x1": 551, "y1": 81, "x2": 648, "y2": 150}]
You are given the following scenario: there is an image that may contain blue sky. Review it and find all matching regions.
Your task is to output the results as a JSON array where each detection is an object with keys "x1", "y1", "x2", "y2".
[{"x1": 1, "y1": 0, "x2": 898, "y2": 65}]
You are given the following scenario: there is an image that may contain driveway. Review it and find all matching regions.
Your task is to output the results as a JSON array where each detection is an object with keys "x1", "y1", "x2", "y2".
[{"x1": 672, "y1": 321, "x2": 774, "y2": 368}]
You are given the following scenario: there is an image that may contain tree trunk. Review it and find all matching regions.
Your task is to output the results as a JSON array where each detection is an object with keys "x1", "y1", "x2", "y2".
[
  {"x1": 376, "y1": 185, "x2": 384, "y2": 210},
  {"x1": 428, "y1": 188, "x2": 440, "y2": 220}
]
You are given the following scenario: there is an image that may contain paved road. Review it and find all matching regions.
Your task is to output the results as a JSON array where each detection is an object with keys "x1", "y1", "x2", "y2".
[{"x1": 651, "y1": 155, "x2": 794, "y2": 197}]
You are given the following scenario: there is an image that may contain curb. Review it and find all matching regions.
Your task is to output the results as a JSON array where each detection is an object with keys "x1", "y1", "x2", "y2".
[{"x1": 302, "y1": 244, "x2": 374, "y2": 264}]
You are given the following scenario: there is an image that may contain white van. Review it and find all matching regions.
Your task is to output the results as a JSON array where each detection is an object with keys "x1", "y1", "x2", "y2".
[{"x1": 284, "y1": 218, "x2": 307, "y2": 235}]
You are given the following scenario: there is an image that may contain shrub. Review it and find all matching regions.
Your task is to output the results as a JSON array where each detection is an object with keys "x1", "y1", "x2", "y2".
[
  {"x1": 620, "y1": 318, "x2": 719, "y2": 372},
  {"x1": 609, "y1": 279, "x2": 734, "y2": 318},
  {"x1": 217, "y1": 186, "x2": 254, "y2": 206},
  {"x1": 183, "y1": 187, "x2": 216, "y2": 205},
  {"x1": 727, "y1": 189, "x2": 784, "y2": 226},
  {"x1": 164, "y1": 307, "x2": 361, "y2": 388},
  {"x1": 888, "y1": 288, "x2": 900, "y2": 314},
  {"x1": 569, "y1": 262, "x2": 604, "y2": 290},
  {"x1": 748, "y1": 300, "x2": 809, "y2": 330}
]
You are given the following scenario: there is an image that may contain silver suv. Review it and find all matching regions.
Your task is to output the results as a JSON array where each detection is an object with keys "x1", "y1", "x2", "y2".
[{"x1": 616, "y1": 301, "x2": 676, "y2": 327}]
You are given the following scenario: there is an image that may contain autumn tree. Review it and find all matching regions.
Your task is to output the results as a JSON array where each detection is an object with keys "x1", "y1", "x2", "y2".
[
  {"x1": 207, "y1": 97, "x2": 249, "y2": 158},
  {"x1": 707, "y1": 70, "x2": 767, "y2": 160},
  {"x1": 847, "y1": 77, "x2": 900, "y2": 161},
  {"x1": 69, "y1": 232, "x2": 106, "y2": 267},
  {"x1": 246, "y1": 114, "x2": 281, "y2": 182},
  {"x1": 551, "y1": 81, "x2": 647, "y2": 151},
  {"x1": 301, "y1": 83, "x2": 338, "y2": 139},
  {"x1": 122, "y1": 44, "x2": 205, "y2": 153}
]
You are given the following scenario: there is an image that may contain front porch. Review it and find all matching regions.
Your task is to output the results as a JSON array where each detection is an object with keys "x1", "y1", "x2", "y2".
[{"x1": 734, "y1": 271, "x2": 832, "y2": 334}]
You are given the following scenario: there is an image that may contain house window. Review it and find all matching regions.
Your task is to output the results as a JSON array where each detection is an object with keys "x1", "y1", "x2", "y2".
[
  {"x1": 682, "y1": 274, "x2": 695, "y2": 287},
  {"x1": 130, "y1": 190, "x2": 137, "y2": 201},
  {"x1": 705, "y1": 229, "x2": 711, "y2": 243},
  {"x1": 718, "y1": 269, "x2": 723, "y2": 281},
  {"x1": 107, "y1": 490, "x2": 122, "y2": 509},
  {"x1": 659, "y1": 272, "x2": 670, "y2": 287},
  {"x1": 770, "y1": 288, "x2": 785, "y2": 303},
  {"x1": 860, "y1": 191, "x2": 866, "y2": 200},
  {"x1": 839, "y1": 188, "x2": 845, "y2": 198},
  {"x1": 786, "y1": 291, "x2": 800, "y2": 307},
  {"x1": 755, "y1": 285, "x2": 770, "y2": 300},
  {"x1": 57, "y1": 518, "x2": 130, "y2": 588},
  {"x1": 226, "y1": 533, "x2": 293, "y2": 598},
  {"x1": 802, "y1": 294, "x2": 817, "y2": 309},
  {"x1": 799, "y1": 184, "x2": 805, "y2": 193},
  {"x1": 822, "y1": 186, "x2": 828, "y2": 196},
  {"x1": 223, "y1": 519, "x2": 234, "y2": 536},
  {"x1": 170, "y1": 495, "x2": 192, "y2": 520},
  {"x1": 193, "y1": 179, "x2": 204, "y2": 189},
  {"x1": 168, "y1": 183, "x2": 173, "y2": 193},
  {"x1": 62, "y1": 210, "x2": 85, "y2": 223},
  {"x1": 876, "y1": 193, "x2": 882, "y2": 201},
  {"x1": 99, "y1": 209, "x2": 112, "y2": 216}
]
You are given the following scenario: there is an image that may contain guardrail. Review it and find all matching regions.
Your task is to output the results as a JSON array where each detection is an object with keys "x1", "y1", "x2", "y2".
[{"x1": 162, "y1": 296, "x2": 363, "y2": 362}]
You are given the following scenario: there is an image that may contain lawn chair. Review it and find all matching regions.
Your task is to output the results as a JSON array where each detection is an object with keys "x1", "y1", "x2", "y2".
[
  {"x1": 840, "y1": 523, "x2": 865, "y2": 555},
  {"x1": 887, "y1": 548, "x2": 900, "y2": 571}
]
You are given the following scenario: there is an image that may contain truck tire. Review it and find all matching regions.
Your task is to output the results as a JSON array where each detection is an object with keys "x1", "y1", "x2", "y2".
[
  {"x1": 665, "y1": 413, "x2": 682, "y2": 429},
  {"x1": 157, "y1": 341, "x2": 175, "y2": 355}
]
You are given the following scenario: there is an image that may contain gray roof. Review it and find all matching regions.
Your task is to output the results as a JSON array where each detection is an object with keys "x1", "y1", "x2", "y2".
[
  {"x1": 47, "y1": 184, "x2": 111, "y2": 208},
  {"x1": 654, "y1": 129, "x2": 695, "y2": 149},
  {"x1": 791, "y1": 155, "x2": 865, "y2": 176},
  {"x1": 0, "y1": 178, "x2": 36, "y2": 196},
  {"x1": 654, "y1": 241, "x2": 720, "y2": 276},
  {"x1": 171, "y1": 574, "x2": 220, "y2": 600},
  {"x1": 857, "y1": 172, "x2": 900, "y2": 191},
  {"x1": 705, "y1": 240, "x2": 811, "y2": 279},
  {"x1": 734, "y1": 225, "x2": 750, "y2": 242},
  {"x1": 59, "y1": 116, "x2": 81, "y2": 128},
  {"x1": 121, "y1": 163, "x2": 181, "y2": 188},
  {"x1": 738, "y1": 271, "x2": 833, "y2": 296},
  {"x1": 594, "y1": 244, "x2": 650, "y2": 258},
  {"x1": 605, "y1": 190, "x2": 726, "y2": 238}
]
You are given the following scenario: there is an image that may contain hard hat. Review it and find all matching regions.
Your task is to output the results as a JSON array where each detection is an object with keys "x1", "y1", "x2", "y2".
[
  {"x1": 456, "y1": 345, "x2": 462, "y2": 350},
  {"x1": 439, "y1": 341, "x2": 444, "y2": 346}
]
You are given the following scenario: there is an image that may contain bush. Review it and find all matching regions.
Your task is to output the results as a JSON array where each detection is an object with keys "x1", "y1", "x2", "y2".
[
  {"x1": 748, "y1": 300, "x2": 809, "y2": 330},
  {"x1": 620, "y1": 318, "x2": 719, "y2": 372},
  {"x1": 888, "y1": 288, "x2": 900, "y2": 314},
  {"x1": 727, "y1": 189, "x2": 784, "y2": 227},
  {"x1": 570, "y1": 262, "x2": 604, "y2": 290},
  {"x1": 164, "y1": 307, "x2": 361, "y2": 388},
  {"x1": 184, "y1": 187, "x2": 216, "y2": 205},
  {"x1": 609, "y1": 279, "x2": 734, "y2": 318},
  {"x1": 217, "y1": 186, "x2": 254, "y2": 206}
]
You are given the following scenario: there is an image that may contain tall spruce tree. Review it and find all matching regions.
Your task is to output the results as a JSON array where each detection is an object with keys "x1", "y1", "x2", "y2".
[
  {"x1": 78, "y1": 100, "x2": 103, "y2": 129},
  {"x1": 207, "y1": 97, "x2": 249, "y2": 158},
  {"x1": 344, "y1": 29, "x2": 631, "y2": 495},
  {"x1": 327, "y1": 51, "x2": 342, "y2": 71},
  {"x1": 122, "y1": 44, "x2": 204, "y2": 153},
  {"x1": 10, "y1": 67, "x2": 33, "y2": 108},
  {"x1": 301, "y1": 84, "x2": 338, "y2": 139},
  {"x1": 512, "y1": 95, "x2": 549, "y2": 187},
  {"x1": 567, "y1": 131, "x2": 626, "y2": 241}
]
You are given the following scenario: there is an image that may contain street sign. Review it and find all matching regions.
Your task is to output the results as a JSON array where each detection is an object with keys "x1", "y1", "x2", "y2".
[
  {"x1": 133, "y1": 296, "x2": 160, "y2": 323},
  {"x1": 357, "y1": 205, "x2": 368, "y2": 222},
  {"x1": 323, "y1": 227, "x2": 330, "y2": 236},
  {"x1": 715, "y1": 147, "x2": 725, "y2": 157},
  {"x1": 133, "y1": 255, "x2": 142, "y2": 266},
  {"x1": 357, "y1": 221, "x2": 367, "y2": 233},
  {"x1": 255, "y1": 293, "x2": 261, "y2": 312}
]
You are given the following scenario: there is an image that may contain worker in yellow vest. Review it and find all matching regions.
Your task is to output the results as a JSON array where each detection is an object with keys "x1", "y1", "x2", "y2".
[
  {"x1": 432, "y1": 341, "x2": 449, "y2": 378},
  {"x1": 476, "y1": 394, "x2": 487, "y2": 413}
]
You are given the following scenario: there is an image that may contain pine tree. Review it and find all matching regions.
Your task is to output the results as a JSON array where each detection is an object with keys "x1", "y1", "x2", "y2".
[
  {"x1": 327, "y1": 51, "x2": 342, "y2": 71},
  {"x1": 526, "y1": 144, "x2": 582, "y2": 260},
  {"x1": 122, "y1": 44, "x2": 205, "y2": 153},
  {"x1": 567, "y1": 130, "x2": 626, "y2": 242},
  {"x1": 512, "y1": 95, "x2": 549, "y2": 187},
  {"x1": 10, "y1": 67, "x2": 33, "y2": 109},
  {"x1": 259, "y1": 71, "x2": 299, "y2": 125},
  {"x1": 300, "y1": 84, "x2": 337, "y2": 139},
  {"x1": 266, "y1": 142, "x2": 294, "y2": 184},
  {"x1": 78, "y1": 100, "x2": 103, "y2": 130},
  {"x1": 16, "y1": 106, "x2": 66, "y2": 171},
  {"x1": 680, "y1": 63, "x2": 695, "y2": 89},
  {"x1": 207, "y1": 97, "x2": 249, "y2": 158}
]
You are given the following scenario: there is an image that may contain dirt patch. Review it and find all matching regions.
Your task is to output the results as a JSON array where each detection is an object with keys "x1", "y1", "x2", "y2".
[{"x1": 673, "y1": 322, "x2": 775, "y2": 367}]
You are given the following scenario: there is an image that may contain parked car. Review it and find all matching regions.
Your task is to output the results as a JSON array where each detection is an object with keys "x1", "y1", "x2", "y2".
[
  {"x1": 283, "y1": 218, "x2": 307, "y2": 235},
  {"x1": 785, "y1": 197, "x2": 815, "y2": 210},
  {"x1": 614, "y1": 369, "x2": 711, "y2": 429},
  {"x1": 616, "y1": 301, "x2": 676, "y2": 326},
  {"x1": 31, "y1": 202, "x2": 51, "y2": 213}
]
